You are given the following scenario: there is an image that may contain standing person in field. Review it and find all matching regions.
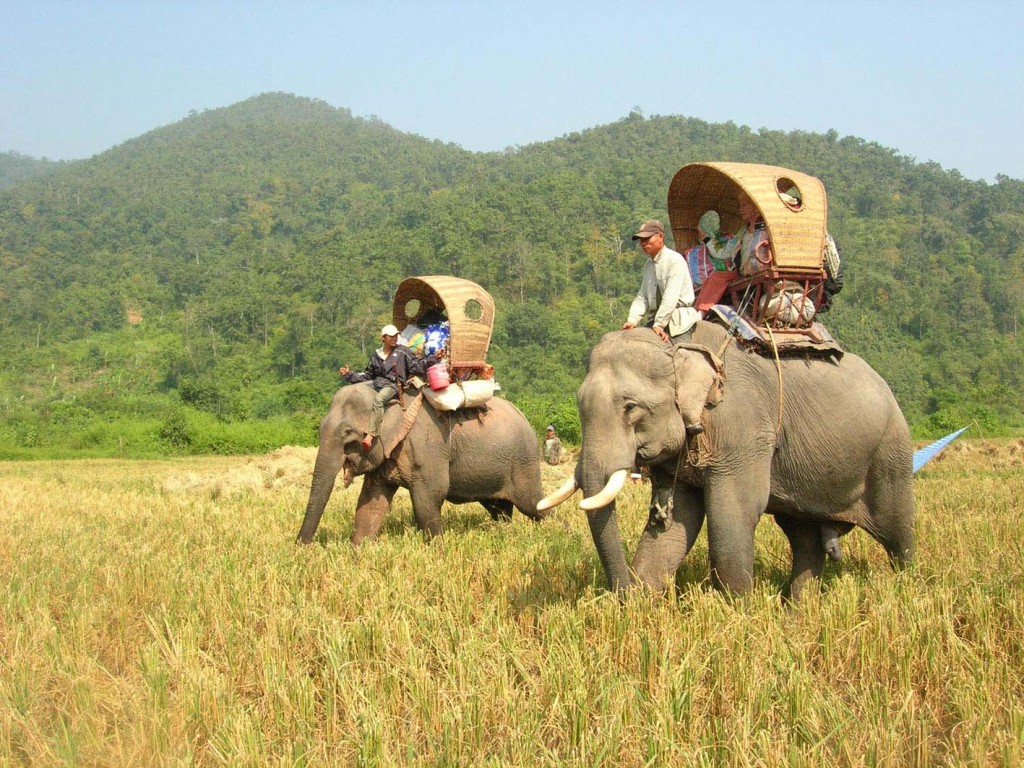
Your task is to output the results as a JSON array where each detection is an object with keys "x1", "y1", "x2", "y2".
[
  {"x1": 621, "y1": 219, "x2": 698, "y2": 343},
  {"x1": 339, "y1": 324, "x2": 444, "y2": 452},
  {"x1": 543, "y1": 425, "x2": 563, "y2": 466}
]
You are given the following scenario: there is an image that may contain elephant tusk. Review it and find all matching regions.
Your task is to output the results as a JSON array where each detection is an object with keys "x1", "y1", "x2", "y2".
[
  {"x1": 537, "y1": 475, "x2": 579, "y2": 511},
  {"x1": 580, "y1": 469, "x2": 629, "y2": 511}
]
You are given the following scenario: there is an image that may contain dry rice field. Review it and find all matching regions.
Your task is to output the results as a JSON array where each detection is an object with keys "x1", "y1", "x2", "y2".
[{"x1": 1, "y1": 439, "x2": 1022, "y2": 766}]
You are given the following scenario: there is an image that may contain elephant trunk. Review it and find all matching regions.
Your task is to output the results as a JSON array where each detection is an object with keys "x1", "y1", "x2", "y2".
[
  {"x1": 581, "y1": 460, "x2": 634, "y2": 592},
  {"x1": 296, "y1": 450, "x2": 344, "y2": 544}
]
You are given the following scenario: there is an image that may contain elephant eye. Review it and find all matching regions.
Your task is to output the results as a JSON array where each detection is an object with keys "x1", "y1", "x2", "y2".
[{"x1": 623, "y1": 400, "x2": 644, "y2": 424}]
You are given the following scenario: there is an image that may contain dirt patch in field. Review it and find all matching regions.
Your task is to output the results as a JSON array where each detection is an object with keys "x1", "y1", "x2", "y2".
[{"x1": 161, "y1": 446, "x2": 318, "y2": 498}]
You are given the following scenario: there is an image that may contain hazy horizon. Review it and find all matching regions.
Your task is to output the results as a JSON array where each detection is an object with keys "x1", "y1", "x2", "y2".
[{"x1": 3, "y1": 1, "x2": 1021, "y2": 182}]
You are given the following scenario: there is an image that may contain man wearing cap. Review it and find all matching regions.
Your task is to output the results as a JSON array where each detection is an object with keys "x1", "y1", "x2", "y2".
[
  {"x1": 622, "y1": 219, "x2": 698, "y2": 344},
  {"x1": 542, "y1": 425, "x2": 562, "y2": 466},
  {"x1": 339, "y1": 324, "x2": 445, "y2": 452}
]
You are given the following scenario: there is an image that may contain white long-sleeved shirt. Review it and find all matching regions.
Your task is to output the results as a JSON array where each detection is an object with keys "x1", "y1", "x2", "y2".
[{"x1": 627, "y1": 246, "x2": 698, "y2": 336}]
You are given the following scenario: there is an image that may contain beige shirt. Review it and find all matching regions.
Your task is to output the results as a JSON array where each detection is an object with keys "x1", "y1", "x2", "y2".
[{"x1": 627, "y1": 246, "x2": 699, "y2": 336}]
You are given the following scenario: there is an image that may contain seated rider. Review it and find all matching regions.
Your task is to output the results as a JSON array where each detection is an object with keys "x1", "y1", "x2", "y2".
[
  {"x1": 781, "y1": 184, "x2": 844, "y2": 316},
  {"x1": 622, "y1": 219, "x2": 699, "y2": 344},
  {"x1": 734, "y1": 191, "x2": 773, "y2": 275},
  {"x1": 685, "y1": 210, "x2": 730, "y2": 290},
  {"x1": 695, "y1": 190, "x2": 772, "y2": 315},
  {"x1": 622, "y1": 219, "x2": 709, "y2": 437},
  {"x1": 339, "y1": 324, "x2": 445, "y2": 452}
]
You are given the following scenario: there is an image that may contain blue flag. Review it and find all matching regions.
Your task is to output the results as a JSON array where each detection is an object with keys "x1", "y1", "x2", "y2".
[{"x1": 913, "y1": 426, "x2": 970, "y2": 473}]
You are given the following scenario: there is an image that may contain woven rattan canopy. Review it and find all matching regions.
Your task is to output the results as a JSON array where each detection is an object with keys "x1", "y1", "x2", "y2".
[
  {"x1": 393, "y1": 276, "x2": 495, "y2": 368},
  {"x1": 667, "y1": 162, "x2": 828, "y2": 270}
]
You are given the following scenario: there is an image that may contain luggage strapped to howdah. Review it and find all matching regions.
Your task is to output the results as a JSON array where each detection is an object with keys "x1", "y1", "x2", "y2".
[
  {"x1": 392, "y1": 275, "x2": 498, "y2": 412},
  {"x1": 667, "y1": 161, "x2": 844, "y2": 359}
]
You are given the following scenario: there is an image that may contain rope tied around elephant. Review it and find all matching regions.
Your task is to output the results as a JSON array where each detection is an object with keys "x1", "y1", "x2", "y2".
[
  {"x1": 673, "y1": 342, "x2": 722, "y2": 472},
  {"x1": 383, "y1": 391, "x2": 424, "y2": 458},
  {"x1": 762, "y1": 324, "x2": 784, "y2": 436},
  {"x1": 714, "y1": 281, "x2": 759, "y2": 359},
  {"x1": 709, "y1": 281, "x2": 790, "y2": 438}
]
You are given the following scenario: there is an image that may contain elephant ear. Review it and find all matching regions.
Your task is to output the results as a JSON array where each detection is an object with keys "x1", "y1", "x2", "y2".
[{"x1": 673, "y1": 343, "x2": 726, "y2": 419}]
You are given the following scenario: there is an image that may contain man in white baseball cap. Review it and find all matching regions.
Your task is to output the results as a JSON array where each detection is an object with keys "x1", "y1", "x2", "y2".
[{"x1": 339, "y1": 324, "x2": 445, "y2": 452}]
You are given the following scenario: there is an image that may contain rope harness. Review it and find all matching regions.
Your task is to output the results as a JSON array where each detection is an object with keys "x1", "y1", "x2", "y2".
[
  {"x1": 762, "y1": 324, "x2": 784, "y2": 436},
  {"x1": 383, "y1": 391, "x2": 423, "y2": 458},
  {"x1": 712, "y1": 281, "x2": 784, "y2": 436},
  {"x1": 656, "y1": 288, "x2": 782, "y2": 526}
]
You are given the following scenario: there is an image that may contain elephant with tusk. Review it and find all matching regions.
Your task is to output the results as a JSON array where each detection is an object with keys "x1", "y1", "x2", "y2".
[
  {"x1": 539, "y1": 322, "x2": 915, "y2": 601},
  {"x1": 297, "y1": 383, "x2": 547, "y2": 544}
]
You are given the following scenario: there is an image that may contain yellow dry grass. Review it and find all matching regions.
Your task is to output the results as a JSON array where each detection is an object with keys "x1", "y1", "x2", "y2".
[{"x1": 1, "y1": 440, "x2": 1021, "y2": 767}]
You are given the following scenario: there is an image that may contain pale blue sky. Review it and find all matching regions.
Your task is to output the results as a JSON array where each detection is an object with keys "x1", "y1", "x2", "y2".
[{"x1": 2, "y1": 0, "x2": 1022, "y2": 181}]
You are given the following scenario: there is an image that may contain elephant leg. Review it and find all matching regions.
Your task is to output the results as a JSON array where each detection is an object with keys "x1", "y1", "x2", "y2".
[
  {"x1": 352, "y1": 474, "x2": 397, "y2": 545},
  {"x1": 704, "y1": 470, "x2": 770, "y2": 595},
  {"x1": 632, "y1": 483, "x2": 706, "y2": 591},
  {"x1": 482, "y1": 499, "x2": 513, "y2": 522},
  {"x1": 408, "y1": 481, "x2": 446, "y2": 541},
  {"x1": 774, "y1": 514, "x2": 826, "y2": 603}
]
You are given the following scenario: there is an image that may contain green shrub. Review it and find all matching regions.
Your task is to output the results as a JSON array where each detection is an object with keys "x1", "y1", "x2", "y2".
[
  {"x1": 513, "y1": 394, "x2": 581, "y2": 444},
  {"x1": 158, "y1": 408, "x2": 194, "y2": 449},
  {"x1": 178, "y1": 377, "x2": 229, "y2": 415}
]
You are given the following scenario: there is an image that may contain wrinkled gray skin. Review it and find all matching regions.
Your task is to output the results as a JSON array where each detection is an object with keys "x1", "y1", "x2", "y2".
[
  {"x1": 576, "y1": 323, "x2": 915, "y2": 601},
  {"x1": 297, "y1": 383, "x2": 546, "y2": 544}
]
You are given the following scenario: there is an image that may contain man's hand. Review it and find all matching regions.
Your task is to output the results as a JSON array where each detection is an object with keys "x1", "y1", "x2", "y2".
[
  {"x1": 621, "y1": 322, "x2": 636, "y2": 330},
  {"x1": 338, "y1": 365, "x2": 350, "y2": 376},
  {"x1": 435, "y1": 347, "x2": 447, "y2": 360},
  {"x1": 652, "y1": 326, "x2": 670, "y2": 342}
]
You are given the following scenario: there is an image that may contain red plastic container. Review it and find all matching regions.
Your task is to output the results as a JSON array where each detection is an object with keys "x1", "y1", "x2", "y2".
[{"x1": 427, "y1": 360, "x2": 450, "y2": 391}]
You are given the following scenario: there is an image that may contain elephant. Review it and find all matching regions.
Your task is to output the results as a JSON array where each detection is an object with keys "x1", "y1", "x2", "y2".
[
  {"x1": 540, "y1": 322, "x2": 915, "y2": 601},
  {"x1": 297, "y1": 382, "x2": 547, "y2": 544}
]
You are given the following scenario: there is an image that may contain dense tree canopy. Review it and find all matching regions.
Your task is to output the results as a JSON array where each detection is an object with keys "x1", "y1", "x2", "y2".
[
  {"x1": 0, "y1": 150, "x2": 66, "y2": 190},
  {"x1": 1, "y1": 92, "x2": 1022, "y2": 455}
]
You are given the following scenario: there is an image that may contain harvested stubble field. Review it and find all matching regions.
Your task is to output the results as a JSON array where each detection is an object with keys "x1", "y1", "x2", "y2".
[{"x1": 1, "y1": 439, "x2": 1022, "y2": 767}]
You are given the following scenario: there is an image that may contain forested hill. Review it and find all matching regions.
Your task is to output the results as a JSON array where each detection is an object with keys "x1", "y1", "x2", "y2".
[
  {"x1": 1, "y1": 92, "x2": 1022, "y2": 454},
  {"x1": 0, "y1": 151, "x2": 68, "y2": 190}
]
